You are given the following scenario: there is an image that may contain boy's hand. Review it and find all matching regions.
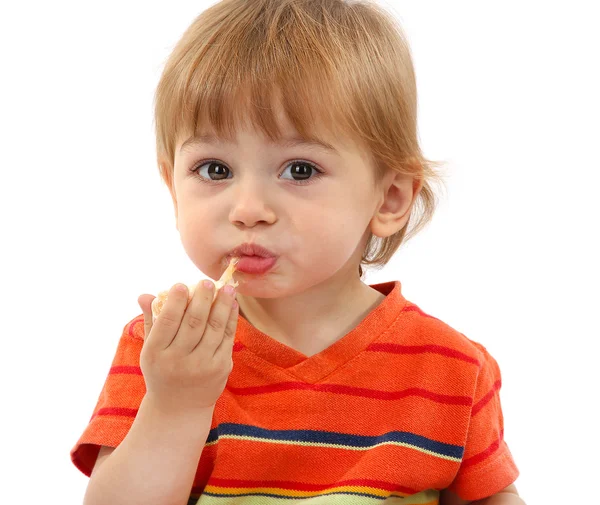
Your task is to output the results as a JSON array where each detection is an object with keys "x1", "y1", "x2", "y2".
[{"x1": 137, "y1": 281, "x2": 239, "y2": 415}]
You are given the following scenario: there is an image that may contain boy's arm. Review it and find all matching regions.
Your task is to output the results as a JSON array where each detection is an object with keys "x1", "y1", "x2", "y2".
[
  {"x1": 440, "y1": 484, "x2": 525, "y2": 505},
  {"x1": 83, "y1": 394, "x2": 214, "y2": 505}
]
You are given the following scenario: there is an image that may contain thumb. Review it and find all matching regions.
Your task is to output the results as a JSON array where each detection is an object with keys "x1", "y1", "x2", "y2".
[{"x1": 137, "y1": 294, "x2": 156, "y2": 341}]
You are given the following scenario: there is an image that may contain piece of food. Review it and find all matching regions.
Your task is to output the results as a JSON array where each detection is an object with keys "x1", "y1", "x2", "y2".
[{"x1": 151, "y1": 257, "x2": 240, "y2": 321}]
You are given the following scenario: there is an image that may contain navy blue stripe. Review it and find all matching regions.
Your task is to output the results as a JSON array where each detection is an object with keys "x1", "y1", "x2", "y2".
[{"x1": 206, "y1": 422, "x2": 463, "y2": 459}]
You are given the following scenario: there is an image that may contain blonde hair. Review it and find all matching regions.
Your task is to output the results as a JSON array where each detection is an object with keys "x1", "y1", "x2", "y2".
[{"x1": 153, "y1": 0, "x2": 448, "y2": 278}]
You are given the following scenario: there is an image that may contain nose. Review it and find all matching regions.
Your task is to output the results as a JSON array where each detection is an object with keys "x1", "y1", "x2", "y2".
[{"x1": 228, "y1": 177, "x2": 277, "y2": 228}]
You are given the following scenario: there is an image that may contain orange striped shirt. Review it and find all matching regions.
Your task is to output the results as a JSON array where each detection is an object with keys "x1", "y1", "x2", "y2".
[{"x1": 71, "y1": 280, "x2": 519, "y2": 503}]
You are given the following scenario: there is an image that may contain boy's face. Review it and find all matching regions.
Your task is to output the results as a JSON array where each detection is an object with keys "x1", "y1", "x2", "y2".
[{"x1": 170, "y1": 108, "x2": 385, "y2": 299}]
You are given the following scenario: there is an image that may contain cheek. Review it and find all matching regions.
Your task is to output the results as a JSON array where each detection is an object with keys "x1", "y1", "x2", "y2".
[
  {"x1": 177, "y1": 209, "x2": 211, "y2": 239},
  {"x1": 177, "y1": 212, "x2": 218, "y2": 262},
  {"x1": 292, "y1": 208, "x2": 366, "y2": 261}
]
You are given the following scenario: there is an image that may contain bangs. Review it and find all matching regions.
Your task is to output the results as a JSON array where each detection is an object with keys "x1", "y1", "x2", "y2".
[
  {"x1": 154, "y1": 0, "x2": 406, "y2": 165},
  {"x1": 179, "y1": 48, "x2": 346, "y2": 147},
  {"x1": 169, "y1": 9, "x2": 354, "y2": 147}
]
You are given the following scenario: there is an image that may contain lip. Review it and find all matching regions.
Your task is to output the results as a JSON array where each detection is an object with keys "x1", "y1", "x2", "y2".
[
  {"x1": 228, "y1": 242, "x2": 277, "y2": 260},
  {"x1": 227, "y1": 242, "x2": 278, "y2": 275},
  {"x1": 235, "y1": 256, "x2": 277, "y2": 274}
]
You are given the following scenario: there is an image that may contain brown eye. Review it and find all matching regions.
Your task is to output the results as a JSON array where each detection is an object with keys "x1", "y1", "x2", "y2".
[
  {"x1": 194, "y1": 161, "x2": 231, "y2": 180},
  {"x1": 281, "y1": 161, "x2": 320, "y2": 181}
]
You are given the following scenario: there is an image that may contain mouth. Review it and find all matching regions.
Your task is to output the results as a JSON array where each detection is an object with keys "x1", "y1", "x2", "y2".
[
  {"x1": 235, "y1": 256, "x2": 277, "y2": 274},
  {"x1": 227, "y1": 243, "x2": 278, "y2": 275}
]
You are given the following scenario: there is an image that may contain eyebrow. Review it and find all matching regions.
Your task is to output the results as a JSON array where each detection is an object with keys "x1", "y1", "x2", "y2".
[{"x1": 179, "y1": 133, "x2": 339, "y2": 155}]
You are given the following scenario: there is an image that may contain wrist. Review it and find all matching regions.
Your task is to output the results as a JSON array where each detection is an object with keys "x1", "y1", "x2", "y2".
[{"x1": 139, "y1": 393, "x2": 216, "y2": 430}]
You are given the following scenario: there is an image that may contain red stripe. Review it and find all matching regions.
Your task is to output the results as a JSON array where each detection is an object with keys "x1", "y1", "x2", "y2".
[
  {"x1": 472, "y1": 380, "x2": 501, "y2": 415},
  {"x1": 461, "y1": 429, "x2": 504, "y2": 468},
  {"x1": 110, "y1": 366, "x2": 142, "y2": 375},
  {"x1": 92, "y1": 407, "x2": 138, "y2": 420},
  {"x1": 403, "y1": 304, "x2": 445, "y2": 321},
  {"x1": 367, "y1": 343, "x2": 480, "y2": 366},
  {"x1": 127, "y1": 316, "x2": 144, "y2": 338},
  {"x1": 227, "y1": 382, "x2": 472, "y2": 406},
  {"x1": 203, "y1": 477, "x2": 417, "y2": 494}
]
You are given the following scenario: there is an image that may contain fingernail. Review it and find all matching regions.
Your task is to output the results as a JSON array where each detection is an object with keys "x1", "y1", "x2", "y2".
[
  {"x1": 224, "y1": 285, "x2": 235, "y2": 296},
  {"x1": 203, "y1": 280, "x2": 214, "y2": 290}
]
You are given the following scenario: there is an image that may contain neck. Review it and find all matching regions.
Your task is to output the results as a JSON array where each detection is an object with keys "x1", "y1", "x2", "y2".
[{"x1": 236, "y1": 272, "x2": 385, "y2": 357}]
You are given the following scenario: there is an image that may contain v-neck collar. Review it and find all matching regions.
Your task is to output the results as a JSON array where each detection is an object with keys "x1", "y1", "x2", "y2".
[{"x1": 234, "y1": 281, "x2": 406, "y2": 383}]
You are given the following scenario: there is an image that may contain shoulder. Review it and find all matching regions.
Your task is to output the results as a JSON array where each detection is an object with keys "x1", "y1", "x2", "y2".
[
  {"x1": 399, "y1": 304, "x2": 506, "y2": 403},
  {"x1": 399, "y1": 300, "x2": 490, "y2": 368},
  {"x1": 102, "y1": 314, "x2": 146, "y2": 363}
]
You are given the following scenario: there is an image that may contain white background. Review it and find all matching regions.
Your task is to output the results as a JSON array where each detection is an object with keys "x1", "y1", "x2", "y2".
[{"x1": 1, "y1": 1, "x2": 598, "y2": 503}]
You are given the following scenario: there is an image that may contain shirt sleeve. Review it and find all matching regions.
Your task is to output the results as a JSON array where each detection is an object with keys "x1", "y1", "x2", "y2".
[
  {"x1": 447, "y1": 342, "x2": 520, "y2": 501},
  {"x1": 70, "y1": 315, "x2": 147, "y2": 477}
]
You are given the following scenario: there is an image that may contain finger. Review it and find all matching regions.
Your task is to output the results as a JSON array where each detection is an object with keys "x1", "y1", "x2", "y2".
[
  {"x1": 169, "y1": 280, "x2": 215, "y2": 354},
  {"x1": 193, "y1": 285, "x2": 237, "y2": 356},
  {"x1": 147, "y1": 284, "x2": 188, "y2": 352},
  {"x1": 213, "y1": 297, "x2": 239, "y2": 359}
]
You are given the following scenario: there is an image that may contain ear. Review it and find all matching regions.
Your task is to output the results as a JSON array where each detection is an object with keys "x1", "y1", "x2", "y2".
[{"x1": 369, "y1": 168, "x2": 423, "y2": 239}]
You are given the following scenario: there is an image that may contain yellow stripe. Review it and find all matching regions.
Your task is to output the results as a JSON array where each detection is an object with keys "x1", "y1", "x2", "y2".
[
  {"x1": 205, "y1": 485, "x2": 401, "y2": 498},
  {"x1": 193, "y1": 488, "x2": 439, "y2": 504}
]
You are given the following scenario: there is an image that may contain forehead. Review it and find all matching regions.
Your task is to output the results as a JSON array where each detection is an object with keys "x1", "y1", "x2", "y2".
[
  {"x1": 178, "y1": 132, "x2": 340, "y2": 158},
  {"x1": 176, "y1": 90, "x2": 362, "y2": 154}
]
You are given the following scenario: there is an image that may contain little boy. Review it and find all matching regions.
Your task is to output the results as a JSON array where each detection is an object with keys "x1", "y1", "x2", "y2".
[{"x1": 71, "y1": 1, "x2": 524, "y2": 504}]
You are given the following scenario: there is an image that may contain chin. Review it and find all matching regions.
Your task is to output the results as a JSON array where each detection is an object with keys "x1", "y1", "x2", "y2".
[
  {"x1": 237, "y1": 287, "x2": 278, "y2": 300},
  {"x1": 235, "y1": 274, "x2": 289, "y2": 299}
]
